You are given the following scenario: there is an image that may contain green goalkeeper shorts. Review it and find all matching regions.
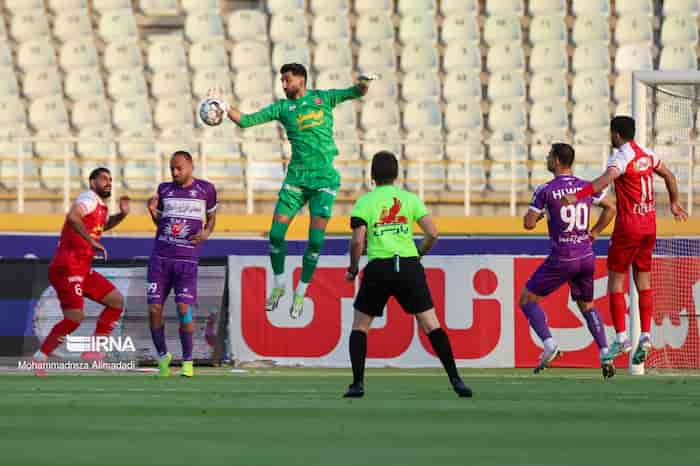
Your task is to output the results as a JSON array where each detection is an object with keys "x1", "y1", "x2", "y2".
[{"x1": 274, "y1": 167, "x2": 340, "y2": 219}]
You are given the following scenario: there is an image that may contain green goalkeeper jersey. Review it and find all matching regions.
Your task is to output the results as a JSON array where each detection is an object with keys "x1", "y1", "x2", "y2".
[{"x1": 238, "y1": 86, "x2": 363, "y2": 171}]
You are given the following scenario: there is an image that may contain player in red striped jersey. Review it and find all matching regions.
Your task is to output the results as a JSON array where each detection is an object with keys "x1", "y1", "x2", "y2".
[
  {"x1": 33, "y1": 168, "x2": 130, "y2": 375},
  {"x1": 564, "y1": 116, "x2": 688, "y2": 365}
]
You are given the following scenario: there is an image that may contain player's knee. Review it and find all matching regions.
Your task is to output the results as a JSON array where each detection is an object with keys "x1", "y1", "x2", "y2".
[
  {"x1": 578, "y1": 301, "x2": 594, "y2": 312},
  {"x1": 64, "y1": 310, "x2": 84, "y2": 324},
  {"x1": 177, "y1": 305, "x2": 193, "y2": 325},
  {"x1": 416, "y1": 309, "x2": 441, "y2": 334},
  {"x1": 149, "y1": 304, "x2": 164, "y2": 317},
  {"x1": 307, "y1": 228, "x2": 325, "y2": 254},
  {"x1": 269, "y1": 222, "x2": 288, "y2": 247},
  {"x1": 519, "y1": 289, "x2": 536, "y2": 307}
]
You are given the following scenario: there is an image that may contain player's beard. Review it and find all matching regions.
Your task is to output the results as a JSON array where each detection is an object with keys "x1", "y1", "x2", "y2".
[{"x1": 97, "y1": 188, "x2": 111, "y2": 199}]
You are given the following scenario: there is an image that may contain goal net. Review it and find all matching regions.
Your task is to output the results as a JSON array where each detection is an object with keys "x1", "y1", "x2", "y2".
[{"x1": 632, "y1": 71, "x2": 700, "y2": 372}]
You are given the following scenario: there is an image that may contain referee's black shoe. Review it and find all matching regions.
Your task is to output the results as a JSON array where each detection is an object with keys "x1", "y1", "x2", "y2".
[
  {"x1": 343, "y1": 382, "x2": 364, "y2": 398},
  {"x1": 451, "y1": 377, "x2": 473, "y2": 398}
]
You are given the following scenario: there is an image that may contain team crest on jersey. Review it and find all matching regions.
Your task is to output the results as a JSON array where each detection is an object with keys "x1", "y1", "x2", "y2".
[
  {"x1": 633, "y1": 156, "x2": 651, "y2": 172},
  {"x1": 189, "y1": 189, "x2": 198, "y2": 197},
  {"x1": 167, "y1": 219, "x2": 191, "y2": 239}
]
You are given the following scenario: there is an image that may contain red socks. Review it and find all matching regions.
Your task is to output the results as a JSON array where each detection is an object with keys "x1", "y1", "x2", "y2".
[
  {"x1": 610, "y1": 292, "x2": 628, "y2": 334},
  {"x1": 95, "y1": 307, "x2": 123, "y2": 336},
  {"x1": 40, "y1": 319, "x2": 81, "y2": 356},
  {"x1": 638, "y1": 289, "x2": 654, "y2": 333}
]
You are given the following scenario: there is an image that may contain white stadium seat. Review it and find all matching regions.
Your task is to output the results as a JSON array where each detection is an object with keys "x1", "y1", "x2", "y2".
[
  {"x1": 0, "y1": 69, "x2": 20, "y2": 97},
  {"x1": 98, "y1": 9, "x2": 138, "y2": 42},
  {"x1": 362, "y1": 127, "x2": 402, "y2": 160},
  {"x1": 157, "y1": 126, "x2": 196, "y2": 159},
  {"x1": 241, "y1": 130, "x2": 283, "y2": 161},
  {"x1": 118, "y1": 127, "x2": 157, "y2": 160},
  {"x1": 315, "y1": 69, "x2": 353, "y2": 89},
  {"x1": 108, "y1": 68, "x2": 148, "y2": 99},
  {"x1": 313, "y1": 40, "x2": 353, "y2": 70},
  {"x1": 572, "y1": 0, "x2": 609, "y2": 16},
  {"x1": 0, "y1": 97, "x2": 27, "y2": 127},
  {"x1": 189, "y1": 41, "x2": 228, "y2": 68},
  {"x1": 447, "y1": 162, "x2": 486, "y2": 191},
  {"x1": 529, "y1": 99, "x2": 569, "y2": 134},
  {"x1": 529, "y1": 0, "x2": 566, "y2": 16},
  {"x1": 615, "y1": 15, "x2": 653, "y2": 46},
  {"x1": 336, "y1": 163, "x2": 365, "y2": 191},
  {"x1": 402, "y1": 71, "x2": 440, "y2": 101},
  {"x1": 147, "y1": 40, "x2": 187, "y2": 69},
  {"x1": 529, "y1": 41, "x2": 568, "y2": 71},
  {"x1": 403, "y1": 99, "x2": 442, "y2": 131},
  {"x1": 662, "y1": 0, "x2": 699, "y2": 17},
  {"x1": 49, "y1": 0, "x2": 89, "y2": 12},
  {"x1": 151, "y1": 69, "x2": 191, "y2": 97},
  {"x1": 10, "y1": 9, "x2": 51, "y2": 42},
  {"x1": 0, "y1": 45, "x2": 13, "y2": 69},
  {"x1": 234, "y1": 67, "x2": 273, "y2": 98},
  {"x1": 489, "y1": 163, "x2": 529, "y2": 193},
  {"x1": 398, "y1": 0, "x2": 436, "y2": 16},
  {"x1": 103, "y1": 41, "x2": 143, "y2": 70},
  {"x1": 355, "y1": 0, "x2": 393, "y2": 14},
  {"x1": 616, "y1": 0, "x2": 653, "y2": 16},
  {"x1": 399, "y1": 14, "x2": 438, "y2": 44},
  {"x1": 444, "y1": 98, "x2": 482, "y2": 132},
  {"x1": 227, "y1": 10, "x2": 267, "y2": 42},
  {"x1": 661, "y1": 16, "x2": 699, "y2": 46},
  {"x1": 22, "y1": 67, "x2": 63, "y2": 99},
  {"x1": 40, "y1": 159, "x2": 81, "y2": 190},
  {"x1": 17, "y1": 39, "x2": 57, "y2": 70},
  {"x1": 29, "y1": 95, "x2": 69, "y2": 129},
  {"x1": 489, "y1": 143, "x2": 528, "y2": 162},
  {"x1": 486, "y1": 43, "x2": 525, "y2": 71},
  {"x1": 443, "y1": 43, "x2": 482, "y2": 72},
  {"x1": 332, "y1": 103, "x2": 357, "y2": 128},
  {"x1": 571, "y1": 71, "x2": 611, "y2": 101},
  {"x1": 406, "y1": 164, "x2": 445, "y2": 192},
  {"x1": 404, "y1": 127, "x2": 444, "y2": 161},
  {"x1": 0, "y1": 17, "x2": 6, "y2": 41},
  {"x1": 123, "y1": 160, "x2": 159, "y2": 191},
  {"x1": 357, "y1": 41, "x2": 397, "y2": 72},
  {"x1": 181, "y1": 0, "x2": 219, "y2": 12},
  {"x1": 659, "y1": 44, "x2": 698, "y2": 70},
  {"x1": 206, "y1": 161, "x2": 244, "y2": 189},
  {"x1": 441, "y1": 13, "x2": 479, "y2": 44},
  {"x1": 269, "y1": 11, "x2": 308, "y2": 43},
  {"x1": 572, "y1": 15, "x2": 610, "y2": 43},
  {"x1": 271, "y1": 43, "x2": 311, "y2": 70},
  {"x1": 192, "y1": 68, "x2": 232, "y2": 98},
  {"x1": 572, "y1": 99, "x2": 610, "y2": 136},
  {"x1": 530, "y1": 71, "x2": 568, "y2": 100},
  {"x1": 139, "y1": 0, "x2": 179, "y2": 16},
  {"x1": 310, "y1": 0, "x2": 349, "y2": 15},
  {"x1": 113, "y1": 98, "x2": 153, "y2": 131},
  {"x1": 5, "y1": 0, "x2": 45, "y2": 11},
  {"x1": 488, "y1": 99, "x2": 526, "y2": 135},
  {"x1": 440, "y1": 0, "x2": 478, "y2": 15},
  {"x1": 442, "y1": 72, "x2": 482, "y2": 101},
  {"x1": 71, "y1": 97, "x2": 111, "y2": 129},
  {"x1": 400, "y1": 42, "x2": 439, "y2": 71},
  {"x1": 487, "y1": 71, "x2": 526, "y2": 101},
  {"x1": 615, "y1": 44, "x2": 653, "y2": 71},
  {"x1": 485, "y1": 0, "x2": 524, "y2": 15},
  {"x1": 356, "y1": 13, "x2": 395, "y2": 43},
  {"x1": 614, "y1": 72, "x2": 633, "y2": 102},
  {"x1": 231, "y1": 41, "x2": 270, "y2": 70},
  {"x1": 201, "y1": 126, "x2": 241, "y2": 160},
  {"x1": 92, "y1": 0, "x2": 133, "y2": 11},
  {"x1": 529, "y1": 15, "x2": 567, "y2": 43},
  {"x1": 185, "y1": 10, "x2": 225, "y2": 42},
  {"x1": 572, "y1": 42, "x2": 611, "y2": 72},
  {"x1": 333, "y1": 127, "x2": 361, "y2": 160},
  {"x1": 248, "y1": 161, "x2": 285, "y2": 191},
  {"x1": 266, "y1": 0, "x2": 304, "y2": 14},
  {"x1": 483, "y1": 16, "x2": 522, "y2": 44},
  {"x1": 311, "y1": 14, "x2": 350, "y2": 42},
  {"x1": 446, "y1": 127, "x2": 484, "y2": 159},
  {"x1": 239, "y1": 96, "x2": 274, "y2": 115},
  {"x1": 361, "y1": 100, "x2": 400, "y2": 129},
  {"x1": 154, "y1": 97, "x2": 194, "y2": 128},
  {"x1": 59, "y1": 40, "x2": 99, "y2": 69},
  {"x1": 53, "y1": 10, "x2": 93, "y2": 42},
  {"x1": 76, "y1": 125, "x2": 114, "y2": 160}
]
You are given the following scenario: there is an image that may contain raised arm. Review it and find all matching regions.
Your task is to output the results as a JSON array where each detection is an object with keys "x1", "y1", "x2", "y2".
[
  {"x1": 104, "y1": 195, "x2": 129, "y2": 231},
  {"x1": 207, "y1": 88, "x2": 278, "y2": 128},
  {"x1": 655, "y1": 163, "x2": 689, "y2": 221}
]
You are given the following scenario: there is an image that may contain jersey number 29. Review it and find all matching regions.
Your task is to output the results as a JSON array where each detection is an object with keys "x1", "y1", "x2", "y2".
[{"x1": 560, "y1": 203, "x2": 589, "y2": 232}]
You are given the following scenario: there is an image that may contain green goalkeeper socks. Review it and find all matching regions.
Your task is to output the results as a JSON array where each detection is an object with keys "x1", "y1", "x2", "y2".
[
  {"x1": 269, "y1": 220, "x2": 289, "y2": 276},
  {"x1": 301, "y1": 228, "x2": 325, "y2": 284}
]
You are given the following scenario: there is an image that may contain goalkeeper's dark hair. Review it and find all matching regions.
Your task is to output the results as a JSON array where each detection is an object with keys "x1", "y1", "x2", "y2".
[
  {"x1": 610, "y1": 116, "x2": 635, "y2": 140},
  {"x1": 172, "y1": 150, "x2": 193, "y2": 163},
  {"x1": 551, "y1": 143, "x2": 575, "y2": 168},
  {"x1": 280, "y1": 63, "x2": 307, "y2": 82},
  {"x1": 371, "y1": 151, "x2": 399, "y2": 185},
  {"x1": 89, "y1": 167, "x2": 110, "y2": 181}
]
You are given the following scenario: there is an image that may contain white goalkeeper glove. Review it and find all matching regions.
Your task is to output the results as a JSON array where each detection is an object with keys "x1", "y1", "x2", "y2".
[{"x1": 358, "y1": 73, "x2": 379, "y2": 85}]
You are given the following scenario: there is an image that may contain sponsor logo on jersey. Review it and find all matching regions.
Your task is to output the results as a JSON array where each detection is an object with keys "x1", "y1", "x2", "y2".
[
  {"x1": 373, "y1": 197, "x2": 410, "y2": 235},
  {"x1": 633, "y1": 156, "x2": 652, "y2": 172}
]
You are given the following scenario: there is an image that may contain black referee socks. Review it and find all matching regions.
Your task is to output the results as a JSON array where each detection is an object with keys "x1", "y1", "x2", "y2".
[
  {"x1": 349, "y1": 330, "x2": 367, "y2": 384},
  {"x1": 428, "y1": 328, "x2": 460, "y2": 381}
]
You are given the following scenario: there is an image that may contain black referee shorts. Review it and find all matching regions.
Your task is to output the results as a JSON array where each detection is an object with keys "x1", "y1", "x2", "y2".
[{"x1": 354, "y1": 256, "x2": 434, "y2": 317}]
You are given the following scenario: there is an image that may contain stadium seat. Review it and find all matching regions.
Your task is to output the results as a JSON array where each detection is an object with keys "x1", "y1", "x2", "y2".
[
  {"x1": 572, "y1": 0, "x2": 609, "y2": 17},
  {"x1": 311, "y1": 14, "x2": 350, "y2": 42},
  {"x1": 185, "y1": 10, "x2": 225, "y2": 42},
  {"x1": 485, "y1": 0, "x2": 524, "y2": 16},
  {"x1": 336, "y1": 162, "x2": 365, "y2": 191},
  {"x1": 357, "y1": 41, "x2": 397, "y2": 73},
  {"x1": 59, "y1": 40, "x2": 99, "y2": 69},
  {"x1": 487, "y1": 71, "x2": 526, "y2": 101},
  {"x1": 234, "y1": 67, "x2": 273, "y2": 98},
  {"x1": 313, "y1": 40, "x2": 353, "y2": 70},
  {"x1": 529, "y1": 99, "x2": 569, "y2": 137},
  {"x1": 661, "y1": 16, "x2": 699, "y2": 46},
  {"x1": 443, "y1": 43, "x2": 482, "y2": 72},
  {"x1": 152, "y1": 69, "x2": 191, "y2": 97},
  {"x1": 529, "y1": 15, "x2": 567, "y2": 43},
  {"x1": 157, "y1": 126, "x2": 196, "y2": 159},
  {"x1": 486, "y1": 43, "x2": 525, "y2": 71},
  {"x1": 0, "y1": 97, "x2": 27, "y2": 127},
  {"x1": 4, "y1": 0, "x2": 44, "y2": 11},
  {"x1": 443, "y1": 72, "x2": 481, "y2": 101},
  {"x1": 360, "y1": 70, "x2": 397, "y2": 99},
  {"x1": 489, "y1": 162, "x2": 529, "y2": 192},
  {"x1": 242, "y1": 130, "x2": 283, "y2": 162},
  {"x1": 29, "y1": 96, "x2": 69, "y2": 130},
  {"x1": 17, "y1": 39, "x2": 57, "y2": 70},
  {"x1": 529, "y1": 0, "x2": 566, "y2": 16},
  {"x1": 356, "y1": 12, "x2": 395, "y2": 43},
  {"x1": 569, "y1": 144, "x2": 605, "y2": 163},
  {"x1": 405, "y1": 163, "x2": 445, "y2": 192},
  {"x1": 271, "y1": 43, "x2": 311, "y2": 70},
  {"x1": 361, "y1": 100, "x2": 400, "y2": 130},
  {"x1": 226, "y1": 10, "x2": 267, "y2": 43},
  {"x1": 315, "y1": 69, "x2": 353, "y2": 89},
  {"x1": 403, "y1": 127, "x2": 444, "y2": 161},
  {"x1": 441, "y1": 13, "x2": 479, "y2": 44},
  {"x1": 53, "y1": 9, "x2": 93, "y2": 43},
  {"x1": 154, "y1": 98, "x2": 194, "y2": 129},
  {"x1": 108, "y1": 69, "x2": 148, "y2": 99},
  {"x1": 489, "y1": 143, "x2": 528, "y2": 162},
  {"x1": 398, "y1": 0, "x2": 436, "y2": 15},
  {"x1": 119, "y1": 127, "x2": 157, "y2": 162},
  {"x1": 147, "y1": 40, "x2": 187, "y2": 69},
  {"x1": 662, "y1": 0, "x2": 699, "y2": 17},
  {"x1": 34, "y1": 127, "x2": 74, "y2": 160},
  {"x1": 333, "y1": 127, "x2": 361, "y2": 161},
  {"x1": 483, "y1": 16, "x2": 522, "y2": 44},
  {"x1": 181, "y1": 0, "x2": 219, "y2": 12},
  {"x1": 0, "y1": 157, "x2": 40, "y2": 190},
  {"x1": 446, "y1": 162, "x2": 486, "y2": 191},
  {"x1": 572, "y1": 16, "x2": 610, "y2": 43},
  {"x1": 40, "y1": 159, "x2": 81, "y2": 190},
  {"x1": 571, "y1": 71, "x2": 611, "y2": 102},
  {"x1": 76, "y1": 125, "x2": 114, "y2": 159},
  {"x1": 571, "y1": 99, "x2": 610, "y2": 141},
  {"x1": 9, "y1": 9, "x2": 51, "y2": 42},
  {"x1": 139, "y1": 0, "x2": 179, "y2": 16},
  {"x1": 403, "y1": 99, "x2": 442, "y2": 131},
  {"x1": 239, "y1": 96, "x2": 274, "y2": 115},
  {"x1": 113, "y1": 98, "x2": 153, "y2": 131},
  {"x1": 529, "y1": 40, "x2": 569, "y2": 73},
  {"x1": 269, "y1": 11, "x2": 308, "y2": 43},
  {"x1": 401, "y1": 71, "x2": 440, "y2": 101},
  {"x1": 22, "y1": 67, "x2": 62, "y2": 99},
  {"x1": 444, "y1": 98, "x2": 483, "y2": 133},
  {"x1": 362, "y1": 126, "x2": 402, "y2": 160},
  {"x1": 0, "y1": 17, "x2": 6, "y2": 41},
  {"x1": 123, "y1": 159, "x2": 159, "y2": 191},
  {"x1": 192, "y1": 68, "x2": 232, "y2": 99},
  {"x1": 399, "y1": 14, "x2": 438, "y2": 44},
  {"x1": 400, "y1": 42, "x2": 439, "y2": 71},
  {"x1": 333, "y1": 103, "x2": 358, "y2": 128},
  {"x1": 354, "y1": 0, "x2": 393, "y2": 14},
  {"x1": 206, "y1": 160, "x2": 244, "y2": 190},
  {"x1": 310, "y1": 0, "x2": 349, "y2": 15},
  {"x1": 615, "y1": 0, "x2": 653, "y2": 16},
  {"x1": 613, "y1": 72, "x2": 633, "y2": 102},
  {"x1": 201, "y1": 126, "x2": 241, "y2": 160},
  {"x1": 615, "y1": 14, "x2": 653, "y2": 46},
  {"x1": 248, "y1": 161, "x2": 285, "y2": 191},
  {"x1": 445, "y1": 131, "x2": 485, "y2": 160},
  {"x1": 103, "y1": 40, "x2": 143, "y2": 70},
  {"x1": 189, "y1": 41, "x2": 228, "y2": 68},
  {"x1": 92, "y1": 0, "x2": 133, "y2": 11},
  {"x1": 614, "y1": 45, "x2": 653, "y2": 72},
  {"x1": 98, "y1": 9, "x2": 138, "y2": 42},
  {"x1": 231, "y1": 41, "x2": 270, "y2": 70},
  {"x1": 440, "y1": 0, "x2": 478, "y2": 15},
  {"x1": 529, "y1": 71, "x2": 568, "y2": 100},
  {"x1": 572, "y1": 42, "x2": 611, "y2": 72},
  {"x1": 659, "y1": 44, "x2": 698, "y2": 70},
  {"x1": 0, "y1": 69, "x2": 19, "y2": 97},
  {"x1": 488, "y1": 99, "x2": 527, "y2": 136},
  {"x1": 266, "y1": 0, "x2": 304, "y2": 14}
]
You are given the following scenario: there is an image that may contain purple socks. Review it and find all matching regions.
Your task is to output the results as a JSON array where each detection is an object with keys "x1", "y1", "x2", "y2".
[
  {"x1": 150, "y1": 326, "x2": 168, "y2": 358},
  {"x1": 520, "y1": 301, "x2": 552, "y2": 341},
  {"x1": 582, "y1": 308, "x2": 608, "y2": 350},
  {"x1": 179, "y1": 328, "x2": 193, "y2": 361}
]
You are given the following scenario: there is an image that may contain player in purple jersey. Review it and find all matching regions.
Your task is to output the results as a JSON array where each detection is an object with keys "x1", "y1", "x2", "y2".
[
  {"x1": 521, "y1": 143, "x2": 617, "y2": 378},
  {"x1": 146, "y1": 151, "x2": 218, "y2": 377}
]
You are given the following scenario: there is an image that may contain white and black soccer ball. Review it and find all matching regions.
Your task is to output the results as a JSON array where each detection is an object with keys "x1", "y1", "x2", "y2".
[{"x1": 198, "y1": 98, "x2": 225, "y2": 127}]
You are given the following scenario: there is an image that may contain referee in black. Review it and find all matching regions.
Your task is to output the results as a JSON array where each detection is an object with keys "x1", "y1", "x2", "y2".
[{"x1": 344, "y1": 151, "x2": 472, "y2": 398}]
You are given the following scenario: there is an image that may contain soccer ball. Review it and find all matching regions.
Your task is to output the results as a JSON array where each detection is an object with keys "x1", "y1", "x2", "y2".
[{"x1": 198, "y1": 98, "x2": 225, "y2": 127}]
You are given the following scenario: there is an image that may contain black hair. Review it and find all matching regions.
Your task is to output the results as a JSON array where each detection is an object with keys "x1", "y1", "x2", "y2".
[
  {"x1": 610, "y1": 116, "x2": 636, "y2": 140},
  {"x1": 551, "y1": 143, "x2": 575, "y2": 167},
  {"x1": 371, "y1": 151, "x2": 399, "y2": 185},
  {"x1": 89, "y1": 167, "x2": 110, "y2": 181},
  {"x1": 280, "y1": 63, "x2": 307, "y2": 82},
  {"x1": 172, "y1": 150, "x2": 193, "y2": 163}
]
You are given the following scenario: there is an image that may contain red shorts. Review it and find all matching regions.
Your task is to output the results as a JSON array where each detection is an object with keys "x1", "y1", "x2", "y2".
[
  {"x1": 607, "y1": 232, "x2": 656, "y2": 273},
  {"x1": 48, "y1": 264, "x2": 116, "y2": 311}
]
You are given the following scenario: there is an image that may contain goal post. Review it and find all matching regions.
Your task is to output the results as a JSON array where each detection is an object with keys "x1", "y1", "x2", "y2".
[{"x1": 630, "y1": 70, "x2": 700, "y2": 373}]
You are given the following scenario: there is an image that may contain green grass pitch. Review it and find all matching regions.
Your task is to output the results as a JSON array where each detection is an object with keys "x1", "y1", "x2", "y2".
[{"x1": 1, "y1": 368, "x2": 699, "y2": 466}]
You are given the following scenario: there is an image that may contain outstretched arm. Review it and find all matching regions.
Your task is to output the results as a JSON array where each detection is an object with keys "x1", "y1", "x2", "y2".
[
  {"x1": 655, "y1": 163, "x2": 688, "y2": 221},
  {"x1": 563, "y1": 167, "x2": 619, "y2": 205},
  {"x1": 207, "y1": 89, "x2": 278, "y2": 128}
]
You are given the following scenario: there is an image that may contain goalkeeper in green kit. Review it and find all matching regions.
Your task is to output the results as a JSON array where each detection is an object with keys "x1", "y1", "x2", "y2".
[{"x1": 208, "y1": 64, "x2": 374, "y2": 318}]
